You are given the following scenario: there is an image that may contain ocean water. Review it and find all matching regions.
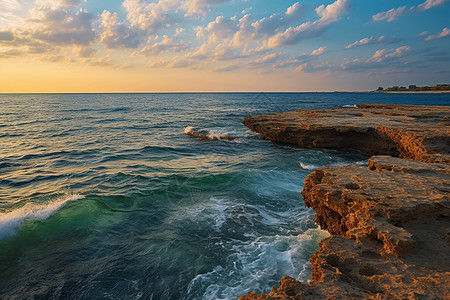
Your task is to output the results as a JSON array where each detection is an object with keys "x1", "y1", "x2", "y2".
[{"x1": 0, "y1": 93, "x2": 448, "y2": 299}]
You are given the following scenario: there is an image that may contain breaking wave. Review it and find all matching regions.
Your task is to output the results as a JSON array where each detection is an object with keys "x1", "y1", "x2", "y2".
[
  {"x1": 0, "y1": 194, "x2": 85, "y2": 240},
  {"x1": 184, "y1": 126, "x2": 262, "y2": 141}
]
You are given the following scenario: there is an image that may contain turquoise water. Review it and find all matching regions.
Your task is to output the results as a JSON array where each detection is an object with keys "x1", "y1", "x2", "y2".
[{"x1": 0, "y1": 93, "x2": 448, "y2": 299}]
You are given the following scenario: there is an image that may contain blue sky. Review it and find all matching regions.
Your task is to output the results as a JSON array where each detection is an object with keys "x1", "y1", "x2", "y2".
[{"x1": 0, "y1": 0, "x2": 449, "y2": 92}]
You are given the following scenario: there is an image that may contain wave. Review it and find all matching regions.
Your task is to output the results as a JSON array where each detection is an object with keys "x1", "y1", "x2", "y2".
[
  {"x1": 186, "y1": 228, "x2": 329, "y2": 300},
  {"x1": 184, "y1": 126, "x2": 262, "y2": 141},
  {"x1": 299, "y1": 160, "x2": 367, "y2": 170},
  {"x1": 0, "y1": 194, "x2": 85, "y2": 240},
  {"x1": 342, "y1": 104, "x2": 358, "y2": 108}
]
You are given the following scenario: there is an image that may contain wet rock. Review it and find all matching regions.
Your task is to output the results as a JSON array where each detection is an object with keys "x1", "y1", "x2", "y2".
[
  {"x1": 240, "y1": 105, "x2": 450, "y2": 300},
  {"x1": 243, "y1": 104, "x2": 450, "y2": 163}
]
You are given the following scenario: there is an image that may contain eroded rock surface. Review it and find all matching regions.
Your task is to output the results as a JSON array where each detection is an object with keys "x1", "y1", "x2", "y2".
[
  {"x1": 240, "y1": 105, "x2": 450, "y2": 300},
  {"x1": 240, "y1": 156, "x2": 450, "y2": 299},
  {"x1": 243, "y1": 104, "x2": 450, "y2": 163}
]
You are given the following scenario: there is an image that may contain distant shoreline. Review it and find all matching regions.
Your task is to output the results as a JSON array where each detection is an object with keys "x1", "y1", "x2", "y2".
[{"x1": 375, "y1": 90, "x2": 450, "y2": 94}]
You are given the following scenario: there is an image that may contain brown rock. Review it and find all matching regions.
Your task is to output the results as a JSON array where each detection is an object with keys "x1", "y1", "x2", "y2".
[
  {"x1": 240, "y1": 105, "x2": 450, "y2": 300},
  {"x1": 243, "y1": 104, "x2": 450, "y2": 163}
]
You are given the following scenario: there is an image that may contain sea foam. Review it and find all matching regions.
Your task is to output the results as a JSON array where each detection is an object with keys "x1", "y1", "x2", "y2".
[
  {"x1": 184, "y1": 126, "x2": 261, "y2": 141},
  {"x1": 186, "y1": 228, "x2": 329, "y2": 300},
  {"x1": 0, "y1": 194, "x2": 84, "y2": 240}
]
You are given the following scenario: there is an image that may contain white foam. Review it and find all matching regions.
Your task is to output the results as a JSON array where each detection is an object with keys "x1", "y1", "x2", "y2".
[
  {"x1": 184, "y1": 126, "x2": 261, "y2": 141},
  {"x1": 342, "y1": 104, "x2": 358, "y2": 108},
  {"x1": 0, "y1": 194, "x2": 85, "y2": 240},
  {"x1": 300, "y1": 161, "x2": 365, "y2": 170},
  {"x1": 247, "y1": 205, "x2": 286, "y2": 226},
  {"x1": 184, "y1": 126, "x2": 195, "y2": 134},
  {"x1": 299, "y1": 162, "x2": 320, "y2": 170},
  {"x1": 186, "y1": 228, "x2": 329, "y2": 300},
  {"x1": 210, "y1": 197, "x2": 228, "y2": 232}
]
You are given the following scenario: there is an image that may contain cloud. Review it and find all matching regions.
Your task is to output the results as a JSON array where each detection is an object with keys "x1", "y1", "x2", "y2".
[
  {"x1": 372, "y1": 6, "x2": 406, "y2": 22},
  {"x1": 418, "y1": 31, "x2": 428, "y2": 36},
  {"x1": 267, "y1": 0, "x2": 350, "y2": 47},
  {"x1": 197, "y1": 2, "x2": 305, "y2": 47},
  {"x1": 370, "y1": 46, "x2": 411, "y2": 62},
  {"x1": 100, "y1": 10, "x2": 142, "y2": 49},
  {"x1": 372, "y1": 0, "x2": 449, "y2": 23},
  {"x1": 0, "y1": 31, "x2": 14, "y2": 41},
  {"x1": 74, "y1": 46, "x2": 95, "y2": 58},
  {"x1": 417, "y1": 0, "x2": 449, "y2": 11},
  {"x1": 297, "y1": 45, "x2": 413, "y2": 73},
  {"x1": 200, "y1": 16, "x2": 239, "y2": 43},
  {"x1": 82, "y1": 55, "x2": 130, "y2": 68},
  {"x1": 183, "y1": 0, "x2": 232, "y2": 16},
  {"x1": 0, "y1": 0, "x2": 25, "y2": 27},
  {"x1": 425, "y1": 27, "x2": 450, "y2": 40},
  {"x1": 274, "y1": 47, "x2": 326, "y2": 69},
  {"x1": 295, "y1": 62, "x2": 335, "y2": 73},
  {"x1": 137, "y1": 31, "x2": 188, "y2": 56},
  {"x1": 311, "y1": 46, "x2": 326, "y2": 55},
  {"x1": 248, "y1": 52, "x2": 286, "y2": 68},
  {"x1": 345, "y1": 36, "x2": 400, "y2": 49},
  {"x1": 315, "y1": 0, "x2": 350, "y2": 23},
  {"x1": 28, "y1": 3, "x2": 95, "y2": 46},
  {"x1": 0, "y1": 48, "x2": 22, "y2": 58},
  {"x1": 214, "y1": 62, "x2": 240, "y2": 72},
  {"x1": 35, "y1": 0, "x2": 86, "y2": 9},
  {"x1": 122, "y1": 0, "x2": 178, "y2": 33}
]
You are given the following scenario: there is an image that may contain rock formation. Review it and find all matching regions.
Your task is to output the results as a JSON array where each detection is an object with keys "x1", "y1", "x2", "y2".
[
  {"x1": 243, "y1": 104, "x2": 450, "y2": 163},
  {"x1": 240, "y1": 104, "x2": 450, "y2": 299}
]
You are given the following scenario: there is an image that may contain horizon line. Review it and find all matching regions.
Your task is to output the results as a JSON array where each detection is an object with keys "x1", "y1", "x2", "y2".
[{"x1": 0, "y1": 90, "x2": 370, "y2": 94}]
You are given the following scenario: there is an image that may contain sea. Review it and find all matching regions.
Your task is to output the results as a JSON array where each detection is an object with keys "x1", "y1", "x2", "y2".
[{"x1": 0, "y1": 92, "x2": 448, "y2": 299}]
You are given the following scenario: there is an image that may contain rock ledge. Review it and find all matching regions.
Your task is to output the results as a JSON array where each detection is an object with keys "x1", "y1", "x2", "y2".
[{"x1": 240, "y1": 104, "x2": 450, "y2": 299}]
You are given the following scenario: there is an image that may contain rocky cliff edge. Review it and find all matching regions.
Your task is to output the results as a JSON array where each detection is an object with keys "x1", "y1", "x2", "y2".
[{"x1": 240, "y1": 104, "x2": 450, "y2": 299}]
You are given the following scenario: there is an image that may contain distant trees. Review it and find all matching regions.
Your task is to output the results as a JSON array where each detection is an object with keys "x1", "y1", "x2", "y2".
[{"x1": 375, "y1": 84, "x2": 450, "y2": 92}]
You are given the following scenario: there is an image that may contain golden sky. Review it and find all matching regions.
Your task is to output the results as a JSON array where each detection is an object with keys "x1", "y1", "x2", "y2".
[{"x1": 1, "y1": 0, "x2": 449, "y2": 92}]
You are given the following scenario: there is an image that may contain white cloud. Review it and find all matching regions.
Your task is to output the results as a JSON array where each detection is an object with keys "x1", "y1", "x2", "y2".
[
  {"x1": 311, "y1": 46, "x2": 326, "y2": 56},
  {"x1": 122, "y1": 0, "x2": 178, "y2": 33},
  {"x1": 370, "y1": 46, "x2": 411, "y2": 62},
  {"x1": 214, "y1": 61, "x2": 240, "y2": 72},
  {"x1": 0, "y1": 0, "x2": 26, "y2": 27},
  {"x1": 197, "y1": 2, "x2": 304, "y2": 47},
  {"x1": 267, "y1": 0, "x2": 349, "y2": 47},
  {"x1": 29, "y1": 5, "x2": 95, "y2": 46},
  {"x1": 372, "y1": 6, "x2": 406, "y2": 22},
  {"x1": 418, "y1": 0, "x2": 449, "y2": 11},
  {"x1": 74, "y1": 46, "x2": 95, "y2": 58},
  {"x1": 100, "y1": 10, "x2": 142, "y2": 49},
  {"x1": 183, "y1": 0, "x2": 231, "y2": 16},
  {"x1": 418, "y1": 31, "x2": 428, "y2": 36},
  {"x1": 248, "y1": 52, "x2": 286, "y2": 68},
  {"x1": 202, "y1": 16, "x2": 239, "y2": 43},
  {"x1": 297, "y1": 45, "x2": 413, "y2": 73},
  {"x1": 345, "y1": 36, "x2": 399, "y2": 49},
  {"x1": 315, "y1": 0, "x2": 350, "y2": 23},
  {"x1": 372, "y1": 0, "x2": 448, "y2": 23},
  {"x1": 425, "y1": 27, "x2": 450, "y2": 40},
  {"x1": 137, "y1": 32, "x2": 188, "y2": 56}
]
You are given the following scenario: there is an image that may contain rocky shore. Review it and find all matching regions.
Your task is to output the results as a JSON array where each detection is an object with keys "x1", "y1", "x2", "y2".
[{"x1": 240, "y1": 104, "x2": 450, "y2": 299}]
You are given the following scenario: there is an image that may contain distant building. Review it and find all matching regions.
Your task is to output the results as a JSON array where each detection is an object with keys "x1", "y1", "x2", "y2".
[{"x1": 409, "y1": 85, "x2": 417, "y2": 90}]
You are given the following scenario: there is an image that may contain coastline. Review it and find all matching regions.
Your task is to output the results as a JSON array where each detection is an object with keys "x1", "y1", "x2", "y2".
[
  {"x1": 240, "y1": 104, "x2": 450, "y2": 299},
  {"x1": 375, "y1": 90, "x2": 450, "y2": 94}
]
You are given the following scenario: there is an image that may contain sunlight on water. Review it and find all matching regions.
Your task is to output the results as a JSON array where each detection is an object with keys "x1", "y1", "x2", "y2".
[{"x1": 0, "y1": 93, "x2": 448, "y2": 299}]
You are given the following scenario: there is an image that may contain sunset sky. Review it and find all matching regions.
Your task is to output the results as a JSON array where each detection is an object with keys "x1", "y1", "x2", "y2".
[{"x1": 1, "y1": 0, "x2": 449, "y2": 92}]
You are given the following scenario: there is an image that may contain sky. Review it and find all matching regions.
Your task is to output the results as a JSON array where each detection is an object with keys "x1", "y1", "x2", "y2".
[{"x1": 0, "y1": 0, "x2": 449, "y2": 92}]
